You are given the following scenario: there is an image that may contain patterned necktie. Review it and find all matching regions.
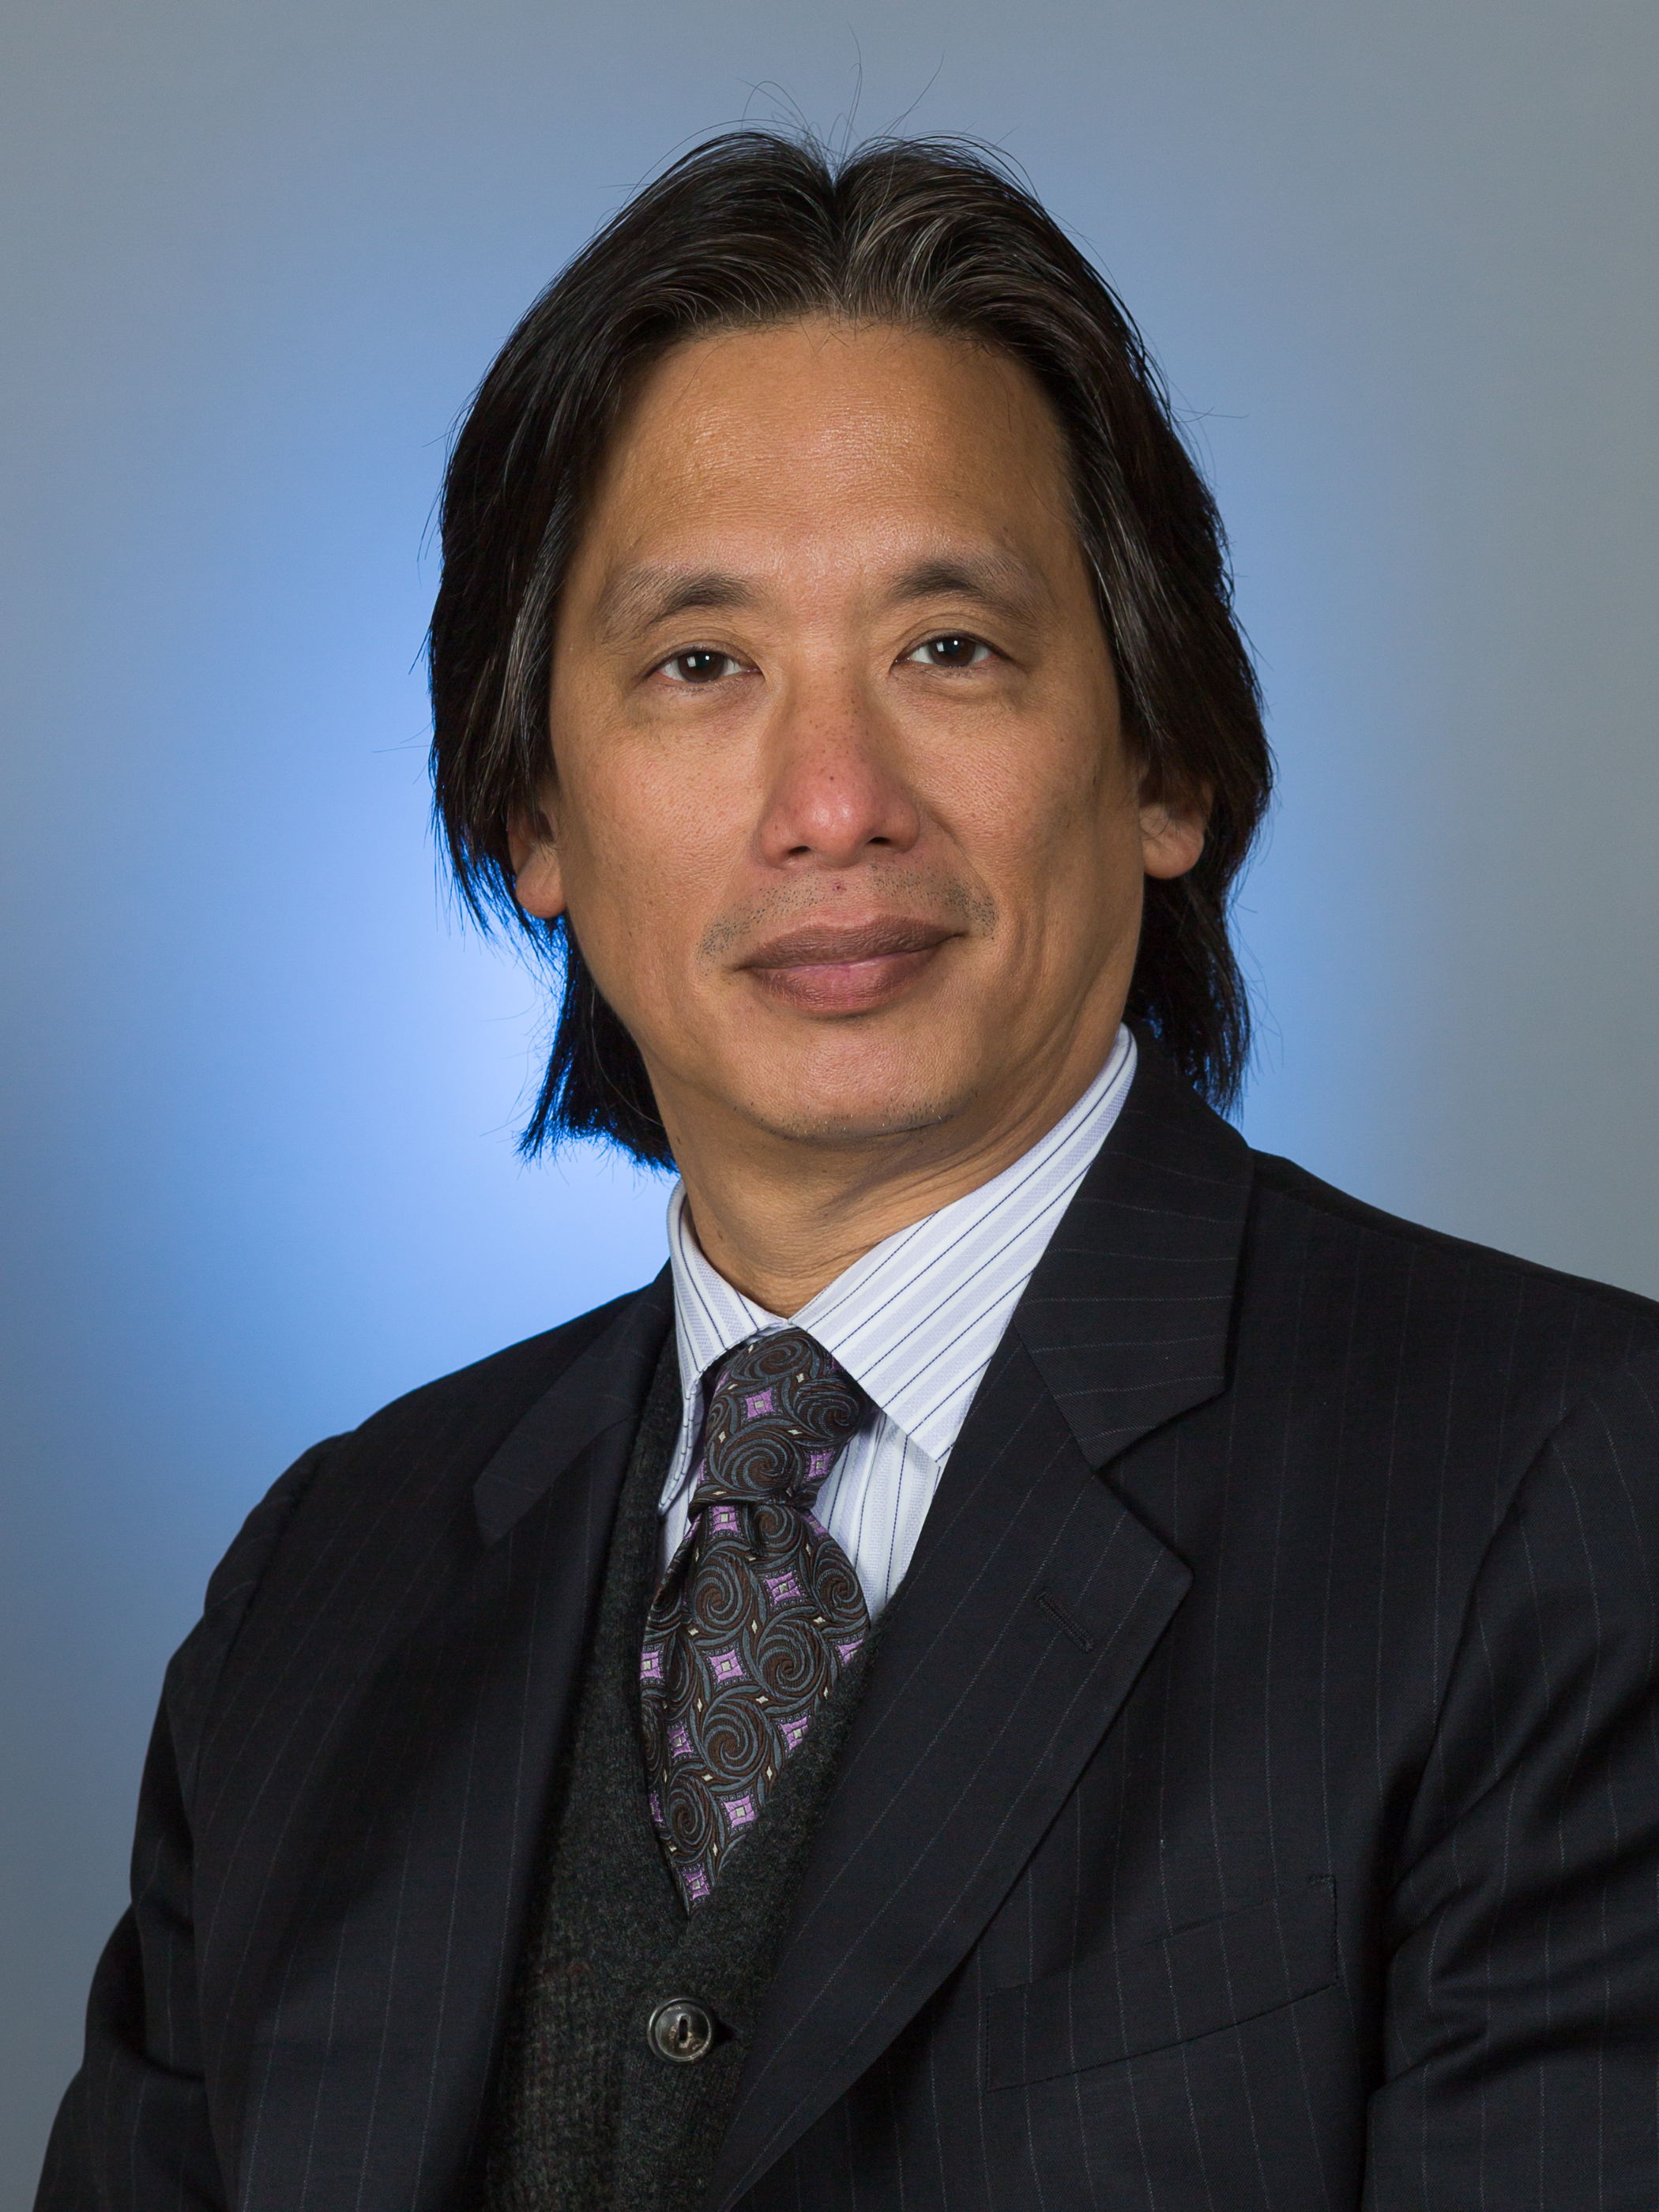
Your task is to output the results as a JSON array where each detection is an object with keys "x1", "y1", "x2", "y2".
[{"x1": 639, "y1": 1326, "x2": 871, "y2": 1912}]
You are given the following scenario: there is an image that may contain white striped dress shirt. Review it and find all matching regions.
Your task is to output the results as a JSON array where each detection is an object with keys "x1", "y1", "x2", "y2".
[{"x1": 659, "y1": 1025, "x2": 1137, "y2": 1615}]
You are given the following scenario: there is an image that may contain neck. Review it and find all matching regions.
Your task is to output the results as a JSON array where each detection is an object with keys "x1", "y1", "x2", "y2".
[{"x1": 666, "y1": 1025, "x2": 1125, "y2": 1315}]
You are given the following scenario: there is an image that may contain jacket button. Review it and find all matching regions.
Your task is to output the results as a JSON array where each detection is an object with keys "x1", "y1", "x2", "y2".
[{"x1": 648, "y1": 1996, "x2": 716, "y2": 2063}]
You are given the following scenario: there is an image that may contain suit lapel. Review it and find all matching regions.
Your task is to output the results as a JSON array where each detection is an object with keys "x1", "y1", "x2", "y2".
[
  {"x1": 1018, "y1": 1039, "x2": 1255, "y2": 1468},
  {"x1": 707, "y1": 1045, "x2": 1254, "y2": 2207},
  {"x1": 473, "y1": 1266, "x2": 674, "y2": 1542},
  {"x1": 204, "y1": 1273, "x2": 674, "y2": 2212}
]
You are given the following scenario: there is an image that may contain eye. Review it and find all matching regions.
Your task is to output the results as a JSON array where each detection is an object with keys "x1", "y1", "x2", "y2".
[
  {"x1": 904, "y1": 634, "x2": 994, "y2": 669},
  {"x1": 657, "y1": 649, "x2": 743, "y2": 685}
]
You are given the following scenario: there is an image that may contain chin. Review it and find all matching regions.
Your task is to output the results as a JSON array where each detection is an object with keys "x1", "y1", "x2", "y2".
[{"x1": 741, "y1": 1077, "x2": 964, "y2": 1148}]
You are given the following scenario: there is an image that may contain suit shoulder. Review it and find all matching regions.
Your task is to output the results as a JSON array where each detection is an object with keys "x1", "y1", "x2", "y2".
[
  {"x1": 210, "y1": 1285, "x2": 645, "y2": 1589},
  {"x1": 352, "y1": 1288, "x2": 641, "y2": 1445},
  {"x1": 1248, "y1": 1149, "x2": 1659, "y2": 1370},
  {"x1": 235, "y1": 1285, "x2": 652, "y2": 1566},
  {"x1": 167, "y1": 1285, "x2": 666, "y2": 1789}
]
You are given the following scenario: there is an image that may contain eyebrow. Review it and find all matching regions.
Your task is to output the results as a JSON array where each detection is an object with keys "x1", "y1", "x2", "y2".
[
  {"x1": 886, "y1": 551, "x2": 1054, "y2": 623},
  {"x1": 590, "y1": 547, "x2": 1055, "y2": 647},
  {"x1": 592, "y1": 566, "x2": 761, "y2": 645}
]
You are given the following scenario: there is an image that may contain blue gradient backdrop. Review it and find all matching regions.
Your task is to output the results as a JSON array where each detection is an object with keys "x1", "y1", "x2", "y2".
[{"x1": 3, "y1": 0, "x2": 1656, "y2": 2191}]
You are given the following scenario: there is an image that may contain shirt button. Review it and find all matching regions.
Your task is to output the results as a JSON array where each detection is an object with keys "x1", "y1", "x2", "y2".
[{"x1": 647, "y1": 1996, "x2": 716, "y2": 2063}]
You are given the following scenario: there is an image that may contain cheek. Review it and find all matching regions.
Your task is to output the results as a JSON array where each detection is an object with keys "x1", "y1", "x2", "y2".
[
  {"x1": 554, "y1": 743, "x2": 733, "y2": 976},
  {"x1": 941, "y1": 717, "x2": 1138, "y2": 895}
]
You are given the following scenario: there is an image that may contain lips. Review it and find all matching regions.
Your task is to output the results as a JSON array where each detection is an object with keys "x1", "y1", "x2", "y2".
[{"x1": 739, "y1": 917, "x2": 957, "y2": 1014}]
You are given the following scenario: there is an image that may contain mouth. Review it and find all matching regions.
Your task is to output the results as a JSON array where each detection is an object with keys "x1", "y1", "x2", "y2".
[{"x1": 738, "y1": 917, "x2": 959, "y2": 1015}]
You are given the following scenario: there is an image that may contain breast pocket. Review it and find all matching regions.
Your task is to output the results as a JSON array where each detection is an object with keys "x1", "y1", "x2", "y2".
[{"x1": 984, "y1": 1876, "x2": 1337, "y2": 2090}]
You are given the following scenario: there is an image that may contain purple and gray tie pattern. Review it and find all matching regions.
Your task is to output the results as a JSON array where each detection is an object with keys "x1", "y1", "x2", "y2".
[{"x1": 640, "y1": 1326, "x2": 871, "y2": 1912}]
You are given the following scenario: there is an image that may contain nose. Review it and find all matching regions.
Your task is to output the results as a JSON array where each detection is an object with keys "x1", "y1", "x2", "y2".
[{"x1": 753, "y1": 672, "x2": 923, "y2": 872}]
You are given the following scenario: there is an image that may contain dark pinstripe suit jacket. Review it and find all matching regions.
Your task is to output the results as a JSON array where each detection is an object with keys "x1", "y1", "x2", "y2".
[{"x1": 40, "y1": 1044, "x2": 1659, "y2": 2210}]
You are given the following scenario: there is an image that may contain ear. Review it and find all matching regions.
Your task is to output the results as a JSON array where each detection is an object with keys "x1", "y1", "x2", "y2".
[
  {"x1": 507, "y1": 806, "x2": 566, "y2": 920},
  {"x1": 1139, "y1": 780, "x2": 1209, "y2": 882}
]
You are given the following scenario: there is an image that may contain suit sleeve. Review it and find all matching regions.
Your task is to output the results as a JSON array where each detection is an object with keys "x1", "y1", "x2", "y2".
[
  {"x1": 33, "y1": 1442, "x2": 337, "y2": 2212},
  {"x1": 1365, "y1": 1350, "x2": 1659, "y2": 2208}
]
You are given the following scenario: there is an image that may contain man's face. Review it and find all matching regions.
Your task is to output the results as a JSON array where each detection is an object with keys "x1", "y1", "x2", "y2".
[{"x1": 514, "y1": 318, "x2": 1201, "y2": 1167}]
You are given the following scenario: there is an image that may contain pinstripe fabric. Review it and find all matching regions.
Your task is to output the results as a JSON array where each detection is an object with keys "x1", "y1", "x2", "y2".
[
  {"x1": 660, "y1": 1025, "x2": 1135, "y2": 1614},
  {"x1": 37, "y1": 1280, "x2": 676, "y2": 2212},
  {"x1": 36, "y1": 1039, "x2": 1659, "y2": 2212}
]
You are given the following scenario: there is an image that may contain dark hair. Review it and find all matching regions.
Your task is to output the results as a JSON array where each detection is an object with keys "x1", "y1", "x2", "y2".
[{"x1": 429, "y1": 130, "x2": 1272, "y2": 1165}]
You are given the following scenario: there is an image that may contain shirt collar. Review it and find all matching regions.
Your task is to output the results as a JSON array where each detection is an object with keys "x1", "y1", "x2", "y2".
[{"x1": 665, "y1": 1025, "x2": 1136, "y2": 1467}]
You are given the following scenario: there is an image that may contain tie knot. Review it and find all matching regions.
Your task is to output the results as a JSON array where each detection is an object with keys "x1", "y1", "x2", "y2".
[{"x1": 694, "y1": 1326, "x2": 867, "y2": 1506}]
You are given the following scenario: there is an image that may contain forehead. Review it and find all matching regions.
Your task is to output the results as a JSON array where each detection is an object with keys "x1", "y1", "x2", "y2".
[{"x1": 570, "y1": 317, "x2": 1078, "y2": 587}]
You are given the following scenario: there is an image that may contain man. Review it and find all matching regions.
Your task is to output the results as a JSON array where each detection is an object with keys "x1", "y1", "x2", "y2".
[{"x1": 39, "y1": 131, "x2": 1659, "y2": 2211}]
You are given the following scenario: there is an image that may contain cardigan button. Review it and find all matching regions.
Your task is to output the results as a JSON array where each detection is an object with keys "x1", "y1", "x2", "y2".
[{"x1": 648, "y1": 1996, "x2": 716, "y2": 2063}]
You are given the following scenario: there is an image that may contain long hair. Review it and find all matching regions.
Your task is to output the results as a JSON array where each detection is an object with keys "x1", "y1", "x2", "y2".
[{"x1": 429, "y1": 131, "x2": 1272, "y2": 1165}]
